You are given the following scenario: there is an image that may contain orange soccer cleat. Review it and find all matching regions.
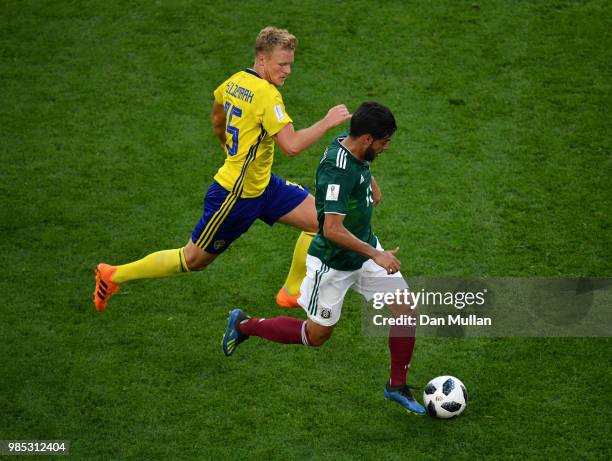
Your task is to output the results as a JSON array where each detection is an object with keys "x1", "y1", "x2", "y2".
[
  {"x1": 275, "y1": 287, "x2": 301, "y2": 309},
  {"x1": 93, "y1": 263, "x2": 119, "y2": 312}
]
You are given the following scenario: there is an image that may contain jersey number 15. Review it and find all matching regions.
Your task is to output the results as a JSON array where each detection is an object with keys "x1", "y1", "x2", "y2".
[{"x1": 224, "y1": 102, "x2": 242, "y2": 156}]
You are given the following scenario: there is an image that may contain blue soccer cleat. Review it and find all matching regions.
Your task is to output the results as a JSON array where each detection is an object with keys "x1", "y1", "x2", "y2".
[
  {"x1": 222, "y1": 308, "x2": 250, "y2": 356},
  {"x1": 384, "y1": 384, "x2": 427, "y2": 415}
]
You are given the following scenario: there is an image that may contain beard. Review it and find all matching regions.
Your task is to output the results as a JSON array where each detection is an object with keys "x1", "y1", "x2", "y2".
[{"x1": 364, "y1": 145, "x2": 377, "y2": 162}]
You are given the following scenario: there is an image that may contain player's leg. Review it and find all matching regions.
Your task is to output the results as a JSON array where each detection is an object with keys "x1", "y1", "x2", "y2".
[
  {"x1": 110, "y1": 246, "x2": 199, "y2": 283},
  {"x1": 258, "y1": 175, "x2": 318, "y2": 308},
  {"x1": 177, "y1": 184, "x2": 262, "y2": 270},
  {"x1": 222, "y1": 309, "x2": 334, "y2": 356},
  {"x1": 354, "y1": 250, "x2": 426, "y2": 415},
  {"x1": 94, "y1": 184, "x2": 222, "y2": 312},
  {"x1": 276, "y1": 195, "x2": 318, "y2": 305},
  {"x1": 94, "y1": 247, "x2": 193, "y2": 312},
  {"x1": 94, "y1": 242, "x2": 219, "y2": 309},
  {"x1": 222, "y1": 254, "x2": 352, "y2": 356},
  {"x1": 94, "y1": 182, "x2": 252, "y2": 312},
  {"x1": 384, "y1": 298, "x2": 418, "y2": 387},
  {"x1": 383, "y1": 300, "x2": 425, "y2": 415},
  {"x1": 182, "y1": 240, "x2": 218, "y2": 271},
  {"x1": 275, "y1": 193, "x2": 318, "y2": 232}
]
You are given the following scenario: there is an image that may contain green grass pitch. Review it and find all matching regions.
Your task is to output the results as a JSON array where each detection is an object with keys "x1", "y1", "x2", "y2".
[{"x1": 1, "y1": 1, "x2": 611, "y2": 459}]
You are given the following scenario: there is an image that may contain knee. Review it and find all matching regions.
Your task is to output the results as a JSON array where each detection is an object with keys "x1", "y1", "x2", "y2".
[
  {"x1": 187, "y1": 261, "x2": 208, "y2": 272},
  {"x1": 183, "y1": 246, "x2": 215, "y2": 271},
  {"x1": 304, "y1": 214, "x2": 318, "y2": 234},
  {"x1": 305, "y1": 222, "x2": 318, "y2": 234},
  {"x1": 305, "y1": 215, "x2": 318, "y2": 234}
]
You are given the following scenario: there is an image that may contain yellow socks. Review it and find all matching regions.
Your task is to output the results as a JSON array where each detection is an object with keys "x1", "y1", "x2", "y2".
[
  {"x1": 111, "y1": 248, "x2": 189, "y2": 284},
  {"x1": 282, "y1": 231, "x2": 315, "y2": 295},
  {"x1": 110, "y1": 232, "x2": 314, "y2": 290}
]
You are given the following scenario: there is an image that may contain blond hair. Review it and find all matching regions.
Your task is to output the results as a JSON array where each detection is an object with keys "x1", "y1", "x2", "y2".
[{"x1": 255, "y1": 27, "x2": 298, "y2": 54}]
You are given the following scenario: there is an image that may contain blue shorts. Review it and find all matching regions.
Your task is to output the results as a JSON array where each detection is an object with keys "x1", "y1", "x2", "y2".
[{"x1": 191, "y1": 174, "x2": 309, "y2": 254}]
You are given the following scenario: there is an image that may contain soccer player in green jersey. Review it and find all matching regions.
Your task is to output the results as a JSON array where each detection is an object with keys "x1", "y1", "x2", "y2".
[{"x1": 222, "y1": 102, "x2": 426, "y2": 415}]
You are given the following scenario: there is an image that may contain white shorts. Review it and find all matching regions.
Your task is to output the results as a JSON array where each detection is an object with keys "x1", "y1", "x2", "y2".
[{"x1": 297, "y1": 243, "x2": 408, "y2": 327}]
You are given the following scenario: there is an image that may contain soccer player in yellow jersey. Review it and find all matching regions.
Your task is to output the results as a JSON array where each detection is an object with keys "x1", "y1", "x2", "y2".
[{"x1": 93, "y1": 26, "x2": 352, "y2": 312}]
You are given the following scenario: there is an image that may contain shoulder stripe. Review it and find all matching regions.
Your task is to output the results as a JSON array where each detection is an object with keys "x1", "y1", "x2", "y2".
[{"x1": 320, "y1": 147, "x2": 328, "y2": 164}]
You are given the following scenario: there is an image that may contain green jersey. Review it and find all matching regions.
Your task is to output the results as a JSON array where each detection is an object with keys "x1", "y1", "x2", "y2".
[{"x1": 309, "y1": 133, "x2": 377, "y2": 271}]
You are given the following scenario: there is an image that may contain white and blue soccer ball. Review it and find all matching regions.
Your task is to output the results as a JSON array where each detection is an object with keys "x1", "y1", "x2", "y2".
[{"x1": 423, "y1": 375, "x2": 468, "y2": 419}]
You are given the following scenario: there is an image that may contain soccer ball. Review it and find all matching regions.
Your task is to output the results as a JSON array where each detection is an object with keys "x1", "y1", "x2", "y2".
[{"x1": 423, "y1": 375, "x2": 467, "y2": 419}]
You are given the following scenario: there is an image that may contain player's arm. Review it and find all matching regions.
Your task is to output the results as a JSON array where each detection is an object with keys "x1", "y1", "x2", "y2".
[
  {"x1": 274, "y1": 105, "x2": 351, "y2": 157},
  {"x1": 323, "y1": 213, "x2": 401, "y2": 274},
  {"x1": 211, "y1": 101, "x2": 226, "y2": 151},
  {"x1": 371, "y1": 175, "x2": 382, "y2": 206}
]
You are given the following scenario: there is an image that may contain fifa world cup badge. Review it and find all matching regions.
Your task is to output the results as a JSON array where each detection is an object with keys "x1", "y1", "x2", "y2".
[{"x1": 326, "y1": 184, "x2": 340, "y2": 201}]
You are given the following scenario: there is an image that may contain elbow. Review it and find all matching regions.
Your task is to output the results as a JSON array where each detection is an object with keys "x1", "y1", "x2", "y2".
[
  {"x1": 322, "y1": 225, "x2": 337, "y2": 241},
  {"x1": 276, "y1": 137, "x2": 301, "y2": 157},
  {"x1": 281, "y1": 144, "x2": 300, "y2": 157}
]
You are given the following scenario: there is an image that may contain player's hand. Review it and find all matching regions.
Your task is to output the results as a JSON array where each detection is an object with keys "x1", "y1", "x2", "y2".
[
  {"x1": 324, "y1": 104, "x2": 352, "y2": 129},
  {"x1": 373, "y1": 247, "x2": 401, "y2": 274}
]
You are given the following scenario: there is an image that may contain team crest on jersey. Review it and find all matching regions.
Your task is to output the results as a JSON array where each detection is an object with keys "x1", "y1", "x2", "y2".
[
  {"x1": 274, "y1": 104, "x2": 285, "y2": 122},
  {"x1": 213, "y1": 240, "x2": 226, "y2": 250},
  {"x1": 326, "y1": 184, "x2": 340, "y2": 201},
  {"x1": 321, "y1": 308, "x2": 332, "y2": 319}
]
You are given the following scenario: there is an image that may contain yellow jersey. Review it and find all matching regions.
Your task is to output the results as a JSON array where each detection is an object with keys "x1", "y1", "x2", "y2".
[{"x1": 213, "y1": 69, "x2": 292, "y2": 198}]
